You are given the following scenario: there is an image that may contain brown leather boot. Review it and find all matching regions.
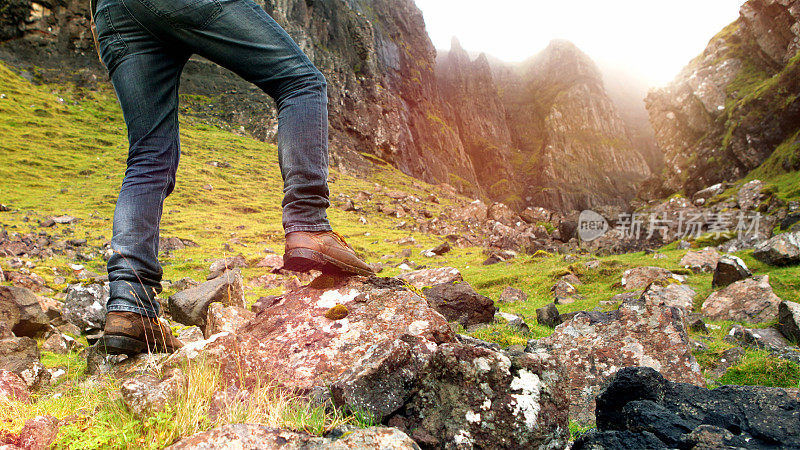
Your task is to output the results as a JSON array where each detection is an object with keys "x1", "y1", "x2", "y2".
[
  {"x1": 97, "y1": 311, "x2": 183, "y2": 355},
  {"x1": 283, "y1": 231, "x2": 374, "y2": 276}
]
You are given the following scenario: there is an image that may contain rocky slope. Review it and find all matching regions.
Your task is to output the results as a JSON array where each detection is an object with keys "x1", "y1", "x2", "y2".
[{"x1": 645, "y1": 0, "x2": 800, "y2": 197}]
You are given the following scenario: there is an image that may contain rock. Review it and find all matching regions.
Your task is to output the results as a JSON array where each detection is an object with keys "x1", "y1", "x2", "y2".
[
  {"x1": 558, "y1": 218, "x2": 578, "y2": 242},
  {"x1": 778, "y1": 301, "x2": 800, "y2": 344},
  {"x1": 16, "y1": 415, "x2": 60, "y2": 450},
  {"x1": 205, "y1": 303, "x2": 255, "y2": 338},
  {"x1": 520, "y1": 206, "x2": 551, "y2": 224},
  {"x1": 689, "y1": 318, "x2": 708, "y2": 334},
  {"x1": 536, "y1": 303, "x2": 561, "y2": 328},
  {"x1": 120, "y1": 368, "x2": 187, "y2": 417},
  {"x1": 422, "y1": 242, "x2": 450, "y2": 257},
  {"x1": 255, "y1": 254, "x2": 283, "y2": 270},
  {"x1": 166, "y1": 424, "x2": 418, "y2": 449},
  {"x1": 780, "y1": 211, "x2": 800, "y2": 230},
  {"x1": 528, "y1": 301, "x2": 703, "y2": 424},
  {"x1": 422, "y1": 281, "x2": 495, "y2": 327},
  {"x1": 702, "y1": 275, "x2": 781, "y2": 323},
  {"x1": 573, "y1": 429, "x2": 667, "y2": 449},
  {"x1": 621, "y1": 266, "x2": 684, "y2": 290},
  {"x1": 640, "y1": 283, "x2": 696, "y2": 312},
  {"x1": 41, "y1": 332, "x2": 80, "y2": 354},
  {"x1": 737, "y1": 179, "x2": 764, "y2": 210},
  {"x1": 0, "y1": 286, "x2": 49, "y2": 337},
  {"x1": 579, "y1": 366, "x2": 800, "y2": 448},
  {"x1": 169, "y1": 277, "x2": 199, "y2": 291},
  {"x1": 0, "y1": 336, "x2": 50, "y2": 390},
  {"x1": 394, "y1": 343, "x2": 569, "y2": 449},
  {"x1": 170, "y1": 276, "x2": 455, "y2": 423},
  {"x1": 498, "y1": 286, "x2": 527, "y2": 303},
  {"x1": 727, "y1": 324, "x2": 794, "y2": 353},
  {"x1": 550, "y1": 279, "x2": 577, "y2": 301},
  {"x1": 207, "y1": 254, "x2": 247, "y2": 279},
  {"x1": 678, "y1": 248, "x2": 720, "y2": 273},
  {"x1": 560, "y1": 273, "x2": 583, "y2": 285},
  {"x1": 496, "y1": 311, "x2": 529, "y2": 333},
  {"x1": 454, "y1": 334, "x2": 501, "y2": 352},
  {"x1": 753, "y1": 231, "x2": 800, "y2": 266},
  {"x1": 0, "y1": 369, "x2": 29, "y2": 402},
  {"x1": 62, "y1": 283, "x2": 109, "y2": 330},
  {"x1": 712, "y1": 255, "x2": 751, "y2": 287},
  {"x1": 691, "y1": 183, "x2": 725, "y2": 203},
  {"x1": 487, "y1": 202, "x2": 517, "y2": 226},
  {"x1": 176, "y1": 326, "x2": 205, "y2": 346},
  {"x1": 168, "y1": 269, "x2": 245, "y2": 328},
  {"x1": 397, "y1": 267, "x2": 462, "y2": 289}
]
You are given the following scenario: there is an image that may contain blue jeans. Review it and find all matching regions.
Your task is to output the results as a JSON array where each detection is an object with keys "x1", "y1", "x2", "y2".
[{"x1": 95, "y1": 0, "x2": 332, "y2": 318}]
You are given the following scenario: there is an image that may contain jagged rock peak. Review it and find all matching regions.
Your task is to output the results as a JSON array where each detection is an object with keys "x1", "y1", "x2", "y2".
[{"x1": 524, "y1": 39, "x2": 603, "y2": 84}]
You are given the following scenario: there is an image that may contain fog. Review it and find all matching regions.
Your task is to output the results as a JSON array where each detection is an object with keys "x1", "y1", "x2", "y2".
[{"x1": 415, "y1": 0, "x2": 744, "y2": 86}]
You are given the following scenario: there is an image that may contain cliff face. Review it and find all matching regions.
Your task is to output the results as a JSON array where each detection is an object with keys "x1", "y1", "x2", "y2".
[
  {"x1": 645, "y1": 0, "x2": 800, "y2": 197},
  {"x1": 494, "y1": 41, "x2": 651, "y2": 211},
  {"x1": 435, "y1": 39, "x2": 515, "y2": 202}
]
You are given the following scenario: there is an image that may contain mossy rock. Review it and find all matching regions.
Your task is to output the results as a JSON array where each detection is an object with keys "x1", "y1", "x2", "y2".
[{"x1": 324, "y1": 304, "x2": 349, "y2": 320}]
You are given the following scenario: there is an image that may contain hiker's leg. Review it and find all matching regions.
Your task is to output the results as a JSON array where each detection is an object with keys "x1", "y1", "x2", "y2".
[
  {"x1": 95, "y1": 0, "x2": 191, "y2": 317},
  {"x1": 120, "y1": 0, "x2": 332, "y2": 234}
]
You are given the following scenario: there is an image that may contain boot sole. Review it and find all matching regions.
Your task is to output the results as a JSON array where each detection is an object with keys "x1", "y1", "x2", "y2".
[
  {"x1": 283, "y1": 247, "x2": 373, "y2": 277},
  {"x1": 96, "y1": 335, "x2": 177, "y2": 356}
]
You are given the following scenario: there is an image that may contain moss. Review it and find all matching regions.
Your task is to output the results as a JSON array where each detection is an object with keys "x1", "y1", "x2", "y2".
[
  {"x1": 532, "y1": 250, "x2": 553, "y2": 258},
  {"x1": 324, "y1": 304, "x2": 349, "y2": 320}
]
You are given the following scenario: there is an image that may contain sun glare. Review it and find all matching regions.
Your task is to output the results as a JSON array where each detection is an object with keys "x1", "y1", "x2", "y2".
[{"x1": 414, "y1": 0, "x2": 744, "y2": 86}]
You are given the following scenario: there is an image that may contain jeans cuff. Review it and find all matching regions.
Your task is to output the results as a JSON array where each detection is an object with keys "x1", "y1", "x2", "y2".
[
  {"x1": 106, "y1": 303, "x2": 159, "y2": 318},
  {"x1": 284, "y1": 224, "x2": 333, "y2": 235}
]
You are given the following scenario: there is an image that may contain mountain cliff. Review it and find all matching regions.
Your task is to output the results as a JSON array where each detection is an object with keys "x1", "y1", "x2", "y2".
[
  {"x1": 645, "y1": 0, "x2": 800, "y2": 197},
  {"x1": 492, "y1": 40, "x2": 652, "y2": 211}
]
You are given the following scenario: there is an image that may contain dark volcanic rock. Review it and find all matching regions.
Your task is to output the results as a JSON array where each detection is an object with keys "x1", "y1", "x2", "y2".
[
  {"x1": 712, "y1": 255, "x2": 751, "y2": 287},
  {"x1": 536, "y1": 303, "x2": 561, "y2": 328},
  {"x1": 422, "y1": 281, "x2": 495, "y2": 327},
  {"x1": 778, "y1": 300, "x2": 800, "y2": 344},
  {"x1": 579, "y1": 366, "x2": 800, "y2": 449}
]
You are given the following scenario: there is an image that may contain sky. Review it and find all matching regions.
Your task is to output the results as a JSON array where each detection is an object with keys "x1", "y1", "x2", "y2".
[{"x1": 414, "y1": 0, "x2": 744, "y2": 87}]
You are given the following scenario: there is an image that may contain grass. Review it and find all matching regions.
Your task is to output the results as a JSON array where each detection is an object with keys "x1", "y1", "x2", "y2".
[
  {"x1": 715, "y1": 351, "x2": 800, "y2": 388},
  {"x1": 4, "y1": 357, "x2": 373, "y2": 449}
]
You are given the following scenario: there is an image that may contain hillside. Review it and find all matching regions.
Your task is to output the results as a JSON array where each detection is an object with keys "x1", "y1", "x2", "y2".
[
  {"x1": 645, "y1": 0, "x2": 800, "y2": 198},
  {"x1": 1, "y1": 57, "x2": 800, "y2": 447}
]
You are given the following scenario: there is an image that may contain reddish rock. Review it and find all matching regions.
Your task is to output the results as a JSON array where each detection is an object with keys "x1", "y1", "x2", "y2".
[
  {"x1": 702, "y1": 275, "x2": 781, "y2": 323},
  {"x1": 205, "y1": 303, "x2": 255, "y2": 338},
  {"x1": 0, "y1": 370, "x2": 30, "y2": 402},
  {"x1": 529, "y1": 300, "x2": 704, "y2": 424},
  {"x1": 621, "y1": 266, "x2": 684, "y2": 289},
  {"x1": 679, "y1": 248, "x2": 721, "y2": 273},
  {"x1": 498, "y1": 286, "x2": 527, "y2": 303},
  {"x1": 168, "y1": 276, "x2": 455, "y2": 393},
  {"x1": 255, "y1": 254, "x2": 284, "y2": 270},
  {"x1": 397, "y1": 267, "x2": 463, "y2": 289},
  {"x1": 17, "y1": 415, "x2": 60, "y2": 450},
  {"x1": 737, "y1": 179, "x2": 764, "y2": 210},
  {"x1": 640, "y1": 283, "x2": 697, "y2": 312},
  {"x1": 166, "y1": 425, "x2": 417, "y2": 449},
  {"x1": 487, "y1": 202, "x2": 518, "y2": 226},
  {"x1": 0, "y1": 336, "x2": 50, "y2": 390},
  {"x1": 120, "y1": 368, "x2": 187, "y2": 418}
]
